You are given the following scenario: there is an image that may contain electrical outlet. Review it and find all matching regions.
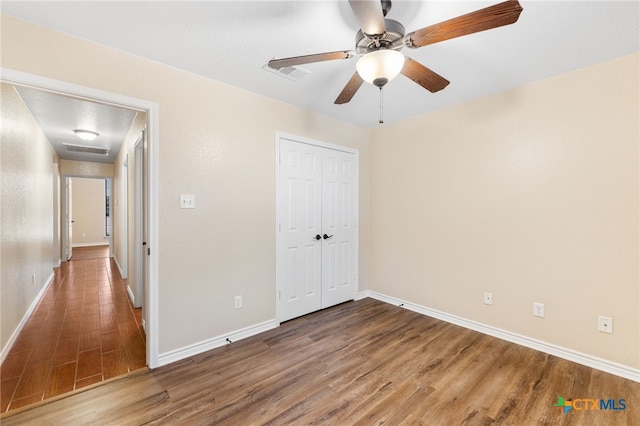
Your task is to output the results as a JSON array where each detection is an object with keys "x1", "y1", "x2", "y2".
[
  {"x1": 32, "y1": 274, "x2": 36, "y2": 285},
  {"x1": 598, "y1": 316, "x2": 613, "y2": 334},
  {"x1": 483, "y1": 292, "x2": 493, "y2": 305},
  {"x1": 533, "y1": 302, "x2": 544, "y2": 318},
  {"x1": 234, "y1": 295, "x2": 243, "y2": 309}
]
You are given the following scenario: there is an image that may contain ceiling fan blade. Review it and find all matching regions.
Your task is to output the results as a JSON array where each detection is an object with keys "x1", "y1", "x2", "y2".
[
  {"x1": 335, "y1": 72, "x2": 365, "y2": 104},
  {"x1": 401, "y1": 57, "x2": 450, "y2": 93},
  {"x1": 406, "y1": 0, "x2": 523, "y2": 48},
  {"x1": 349, "y1": 0, "x2": 386, "y2": 35},
  {"x1": 268, "y1": 51, "x2": 354, "y2": 69}
]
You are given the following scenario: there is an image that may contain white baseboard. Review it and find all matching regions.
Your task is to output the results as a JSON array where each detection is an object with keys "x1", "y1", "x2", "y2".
[
  {"x1": 0, "y1": 271, "x2": 55, "y2": 363},
  {"x1": 362, "y1": 290, "x2": 640, "y2": 383},
  {"x1": 72, "y1": 242, "x2": 109, "y2": 248},
  {"x1": 157, "y1": 319, "x2": 279, "y2": 367},
  {"x1": 126, "y1": 285, "x2": 135, "y2": 306},
  {"x1": 113, "y1": 255, "x2": 127, "y2": 279},
  {"x1": 54, "y1": 259, "x2": 61, "y2": 268},
  {"x1": 355, "y1": 290, "x2": 369, "y2": 301}
]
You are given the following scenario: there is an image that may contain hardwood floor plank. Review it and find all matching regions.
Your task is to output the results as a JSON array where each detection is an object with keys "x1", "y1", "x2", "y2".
[
  {"x1": 44, "y1": 362, "x2": 76, "y2": 398},
  {"x1": 29, "y1": 334, "x2": 58, "y2": 362},
  {"x1": 52, "y1": 336, "x2": 80, "y2": 366},
  {"x1": 0, "y1": 351, "x2": 29, "y2": 379},
  {"x1": 8, "y1": 393, "x2": 43, "y2": 411},
  {"x1": 1, "y1": 299, "x2": 638, "y2": 425},
  {"x1": 100, "y1": 329, "x2": 119, "y2": 353},
  {"x1": 102, "y1": 349, "x2": 128, "y2": 380},
  {"x1": 11, "y1": 358, "x2": 51, "y2": 400},
  {"x1": 0, "y1": 378, "x2": 19, "y2": 412},
  {"x1": 75, "y1": 374, "x2": 103, "y2": 390},
  {"x1": 351, "y1": 381, "x2": 434, "y2": 425},
  {"x1": 78, "y1": 328, "x2": 101, "y2": 352},
  {"x1": 76, "y1": 348, "x2": 102, "y2": 380}
]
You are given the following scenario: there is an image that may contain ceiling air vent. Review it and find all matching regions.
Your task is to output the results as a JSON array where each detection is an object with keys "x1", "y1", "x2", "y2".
[
  {"x1": 262, "y1": 62, "x2": 310, "y2": 82},
  {"x1": 63, "y1": 143, "x2": 110, "y2": 155}
]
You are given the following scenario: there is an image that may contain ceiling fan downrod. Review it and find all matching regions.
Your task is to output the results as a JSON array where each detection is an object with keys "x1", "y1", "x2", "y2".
[{"x1": 379, "y1": 86, "x2": 384, "y2": 124}]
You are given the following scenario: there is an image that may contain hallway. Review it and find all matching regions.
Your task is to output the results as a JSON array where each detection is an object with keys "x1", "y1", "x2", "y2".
[{"x1": 0, "y1": 250, "x2": 146, "y2": 412}]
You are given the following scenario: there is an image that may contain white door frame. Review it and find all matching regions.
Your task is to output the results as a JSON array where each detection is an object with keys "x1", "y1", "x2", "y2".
[
  {"x1": 62, "y1": 176, "x2": 112, "y2": 256},
  {"x1": 64, "y1": 176, "x2": 73, "y2": 261},
  {"x1": 275, "y1": 132, "x2": 359, "y2": 322},
  {"x1": 1, "y1": 68, "x2": 161, "y2": 368},
  {"x1": 120, "y1": 155, "x2": 129, "y2": 279},
  {"x1": 133, "y1": 136, "x2": 144, "y2": 308}
]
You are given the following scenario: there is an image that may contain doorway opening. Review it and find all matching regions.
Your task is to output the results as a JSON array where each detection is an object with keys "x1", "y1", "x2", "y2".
[
  {"x1": 63, "y1": 177, "x2": 112, "y2": 262},
  {"x1": 1, "y1": 69, "x2": 159, "y2": 373}
]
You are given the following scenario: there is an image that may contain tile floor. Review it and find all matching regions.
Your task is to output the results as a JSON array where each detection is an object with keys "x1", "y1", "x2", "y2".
[{"x1": 0, "y1": 251, "x2": 146, "y2": 413}]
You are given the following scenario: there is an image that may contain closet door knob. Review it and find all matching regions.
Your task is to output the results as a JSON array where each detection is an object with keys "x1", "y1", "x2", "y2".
[
  {"x1": 315, "y1": 234, "x2": 322, "y2": 241},
  {"x1": 323, "y1": 234, "x2": 333, "y2": 240}
]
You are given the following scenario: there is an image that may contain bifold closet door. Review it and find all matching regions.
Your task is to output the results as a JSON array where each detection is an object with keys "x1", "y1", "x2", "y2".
[{"x1": 277, "y1": 138, "x2": 357, "y2": 322}]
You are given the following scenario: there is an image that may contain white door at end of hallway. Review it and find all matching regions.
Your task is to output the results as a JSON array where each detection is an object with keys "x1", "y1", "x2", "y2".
[{"x1": 277, "y1": 138, "x2": 358, "y2": 322}]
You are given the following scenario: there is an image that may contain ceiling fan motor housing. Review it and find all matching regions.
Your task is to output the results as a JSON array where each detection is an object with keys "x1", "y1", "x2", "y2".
[{"x1": 355, "y1": 18, "x2": 406, "y2": 54}]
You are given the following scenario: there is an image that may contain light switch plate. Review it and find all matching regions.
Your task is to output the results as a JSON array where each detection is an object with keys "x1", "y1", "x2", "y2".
[{"x1": 180, "y1": 194, "x2": 195, "y2": 209}]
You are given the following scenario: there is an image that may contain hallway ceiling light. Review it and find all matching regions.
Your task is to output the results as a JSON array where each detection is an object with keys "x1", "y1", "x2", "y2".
[{"x1": 74, "y1": 129, "x2": 99, "y2": 141}]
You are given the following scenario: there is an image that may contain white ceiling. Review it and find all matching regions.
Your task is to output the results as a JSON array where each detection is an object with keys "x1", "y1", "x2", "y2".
[
  {"x1": 3, "y1": 1, "x2": 639, "y2": 132},
  {"x1": 15, "y1": 86, "x2": 137, "y2": 164}
]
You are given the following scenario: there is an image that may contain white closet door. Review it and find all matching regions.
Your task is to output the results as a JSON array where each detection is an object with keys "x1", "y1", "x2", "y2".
[
  {"x1": 321, "y1": 149, "x2": 358, "y2": 308},
  {"x1": 277, "y1": 136, "x2": 358, "y2": 322},
  {"x1": 278, "y1": 139, "x2": 323, "y2": 321}
]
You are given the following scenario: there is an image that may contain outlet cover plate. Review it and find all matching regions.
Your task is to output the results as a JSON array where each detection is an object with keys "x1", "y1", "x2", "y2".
[
  {"x1": 598, "y1": 316, "x2": 613, "y2": 334},
  {"x1": 483, "y1": 292, "x2": 492, "y2": 305}
]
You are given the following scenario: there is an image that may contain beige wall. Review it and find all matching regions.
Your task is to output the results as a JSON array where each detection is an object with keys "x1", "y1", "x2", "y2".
[
  {"x1": 0, "y1": 83, "x2": 57, "y2": 353},
  {"x1": 369, "y1": 53, "x2": 639, "y2": 369},
  {"x1": 60, "y1": 159, "x2": 114, "y2": 178},
  {"x1": 1, "y1": 15, "x2": 370, "y2": 355},
  {"x1": 70, "y1": 177, "x2": 107, "y2": 246}
]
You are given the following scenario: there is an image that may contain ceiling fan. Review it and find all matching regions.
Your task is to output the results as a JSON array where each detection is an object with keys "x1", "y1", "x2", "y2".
[{"x1": 268, "y1": 0, "x2": 523, "y2": 121}]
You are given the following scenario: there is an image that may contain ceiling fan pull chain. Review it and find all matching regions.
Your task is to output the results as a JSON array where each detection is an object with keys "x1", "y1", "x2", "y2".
[{"x1": 379, "y1": 86, "x2": 384, "y2": 124}]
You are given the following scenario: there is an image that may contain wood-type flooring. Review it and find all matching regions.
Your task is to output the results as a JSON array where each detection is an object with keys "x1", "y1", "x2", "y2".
[
  {"x1": 1, "y1": 298, "x2": 638, "y2": 425},
  {"x1": 68, "y1": 244, "x2": 110, "y2": 260},
  {"x1": 0, "y1": 249, "x2": 146, "y2": 413}
]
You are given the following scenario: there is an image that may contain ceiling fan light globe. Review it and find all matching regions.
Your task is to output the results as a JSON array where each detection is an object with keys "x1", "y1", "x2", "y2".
[{"x1": 356, "y1": 50, "x2": 404, "y2": 86}]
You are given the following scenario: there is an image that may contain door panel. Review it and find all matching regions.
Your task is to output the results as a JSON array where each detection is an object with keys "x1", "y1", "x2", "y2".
[
  {"x1": 321, "y1": 149, "x2": 357, "y2": 308},
  {"x1": 278, "y1": 139, "x2": 323, "y2": 321}
]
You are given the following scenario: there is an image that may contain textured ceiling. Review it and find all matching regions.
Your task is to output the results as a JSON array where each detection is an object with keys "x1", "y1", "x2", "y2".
[
  {"x1": 3, "y1": 1, "x2": 639, "y2": 130},
  {"x1": 16, "y1": 87, "x2": 137, "y2": 164}
]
